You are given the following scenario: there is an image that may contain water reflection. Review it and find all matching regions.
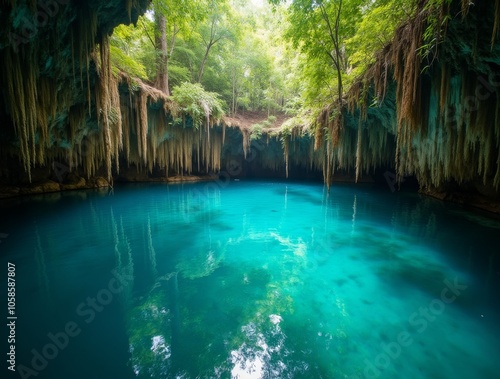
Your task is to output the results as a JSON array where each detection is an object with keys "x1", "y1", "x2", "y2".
[
  {"x1": 0, "y1": 182, "x2": 498, "y2": 379},
  {"x1": 104, "y1": 184, "x2": 500, "y2": 378}
]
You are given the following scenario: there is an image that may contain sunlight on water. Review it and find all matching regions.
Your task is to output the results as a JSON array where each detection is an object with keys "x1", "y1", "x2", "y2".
[{"x1": 1, "y1": 181, "x2": 499, "y2": 379}]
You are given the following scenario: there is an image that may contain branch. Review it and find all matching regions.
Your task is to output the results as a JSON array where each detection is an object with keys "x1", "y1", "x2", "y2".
[
  {"x1": 320, "y1": 2, "x2": 343, "y2": 97},
  {"x1": 212, "y1": 35, "x2": 225, "y2": 45},
  {"x1": 326, "y1": 50, "x2": 341, "y2": 72},
  {"x1": 334, "y1": 0, "x2": 342, "y2": 47},
  {"x1": 319, "y1": 4, "x2": 339, "y2": 52},
  {"x1": 141, "y1": 18, "x2": 156, "y2": 48},
  {"x1": 210, "y1": 16, "x2": 218, "y2": 41},
  {"x1": 169, "y1": 23, "x2": 180, "y2": 57}
]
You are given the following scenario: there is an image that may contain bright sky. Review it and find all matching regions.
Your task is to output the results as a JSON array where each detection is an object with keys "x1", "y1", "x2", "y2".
[{"x1": 249, "y1": 0, "x2": 266, "y2": 8}]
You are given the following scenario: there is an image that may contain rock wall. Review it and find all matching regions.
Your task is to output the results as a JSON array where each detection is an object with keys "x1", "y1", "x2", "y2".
[
  {"x1": 0, "y1": 0, "x2": 150, "y2": 183},
  {"x1": 2, "y1": 0, "x2": 499, "y2": 216},
  {"x1": 320, "y1": 1, "x2": 500, "y2": 200}
]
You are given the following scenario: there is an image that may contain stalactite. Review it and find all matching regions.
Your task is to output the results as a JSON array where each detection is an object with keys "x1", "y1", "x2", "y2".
[
  {"x1": 439, "y1": 64, "x2": 450, "y2": 115},
  {"x1": 283, "y1": 136, "x2": 289, "y2": 179},
  {"x1": 37, "y1": 77, "x2": 57, "y2": 149},
  {"x1": 0, "y1": 2, "x2": 105, "y2": 182},
  {"x1": 395, "y1": 13, "x2": 424, "y2": 134},
  {"x1": 74, "y1": 5, "x2": 98, "y2": 114},
  {"x1": 242, "y1": 129, "x2": 250, "y2": 159},
  {"x1": 203, "y1": 128, "x2": 209, "y2": 173},
  {"x1": 201, "y1": 100, "x2": 211, "y2": 145},
  {"x1": 314, "y1": 124, "x2": 323, "y2": 151},
  {"x1": 355, "y1": 119, "x2": 363, "y2": 182},
  {"x1": 494, "y1": 151, "x2": 500, "y2": 189},
  {"x1": 97, "y1": 34, "x2": 114, "y2": 183},
  {"x1": 492, "y1": 0, "x2": 500, "y2": 49},
  {"x1": 122, "y1": 95, "x2": 132, "y2": 162},
  {"x1": 139, "y1": 90, "x2": 148, "y2": 165},
  {"x1": 2, "y1": 47, "x2": 39, "y2": 181},
  {"x1": 68, "y1": 105, "x2": 86, "y2": 170},
  {"x1": 325, "y1": 138, "x2": 332, "y2": 189},
  {"x1": 111, "y1": 77, "x2": 123, "y2": 165}
]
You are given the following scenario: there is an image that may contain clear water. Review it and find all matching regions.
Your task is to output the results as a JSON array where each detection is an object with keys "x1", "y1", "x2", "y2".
[{"x1": 1, "y1": 181, "x2": 499, "y2": 379}]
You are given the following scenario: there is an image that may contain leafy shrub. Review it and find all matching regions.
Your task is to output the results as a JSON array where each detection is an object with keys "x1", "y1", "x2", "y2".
[
  {"x1": 171, "y1": 82, "x2": 225, "y2": 128},
  {"x1": 250, "y1": 123, "x2": 263, "y2": 140}
]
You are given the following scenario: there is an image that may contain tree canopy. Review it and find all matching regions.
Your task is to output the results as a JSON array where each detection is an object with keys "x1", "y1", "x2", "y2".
[{"x1": 109, "y1": 0, "x2": 417, "y2": 124}]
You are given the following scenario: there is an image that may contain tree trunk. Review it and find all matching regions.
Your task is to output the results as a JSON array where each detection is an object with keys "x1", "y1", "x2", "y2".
[
  {"x1": 155, "y1": 14, "x2": 170, "y2": 95},
  {"x1": 231, "y1": 70, "x2": 237, "y2": 115},
  {"x1": 197, "y1": 42, "x2": 213, "y2": 83}
]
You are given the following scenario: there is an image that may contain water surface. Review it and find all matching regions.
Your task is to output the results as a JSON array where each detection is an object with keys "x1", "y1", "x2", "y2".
[{"x1": 1, "y1": 181, "x2": 499, "y2": 379}]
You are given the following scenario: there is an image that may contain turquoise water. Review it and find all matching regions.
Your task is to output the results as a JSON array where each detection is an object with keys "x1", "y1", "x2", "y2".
[{"x1": 1, "y1": 181, "x2": 499, "y2": 379}]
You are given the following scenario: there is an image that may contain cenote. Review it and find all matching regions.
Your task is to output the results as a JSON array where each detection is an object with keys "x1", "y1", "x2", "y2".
[
  {"x1": 1, "y1": 181, "x2": 499, "y2": 379},
  {"x1": 2, "y1": 0, "x2": 500, "y2": 378}
]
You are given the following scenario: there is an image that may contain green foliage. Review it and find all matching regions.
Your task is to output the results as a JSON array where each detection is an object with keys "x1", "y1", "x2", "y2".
[
  {"x1": 266, "y1": 0, "x2": 418, "y2": 134},
  {"x1": 273, "y1": 0, "x2": 367, "y2": 115},
  {"x1": 419, "y1": 0, "x2": 452, "y2": 71},
  {"x1": 171, "y1": 82, "x2": 225, "y2": 127},
  {"x1": 110, "y1": 0, "x2": 293, "y2": 115},
  {"x1": 280, "y1": 118, "x2": 295, "y2": 137},
  {"x1": 346, "y1": 0, "x2": 415, "y2": 77},
  {"x1": 109, "y1": 0, "x2": 420, "y2": 133},
  {"x1": 110, "y1": 22, "x2": 151, "y2": 79},
  {"x1": 250, "y1": 123, "x2": 263, "y2": 140},
  {"x1": 110, "y1": 45, "x2": 148, "y2": 79},
  {"x1": 168, "y1": 64, "x2": 191, "y2": 87}
]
